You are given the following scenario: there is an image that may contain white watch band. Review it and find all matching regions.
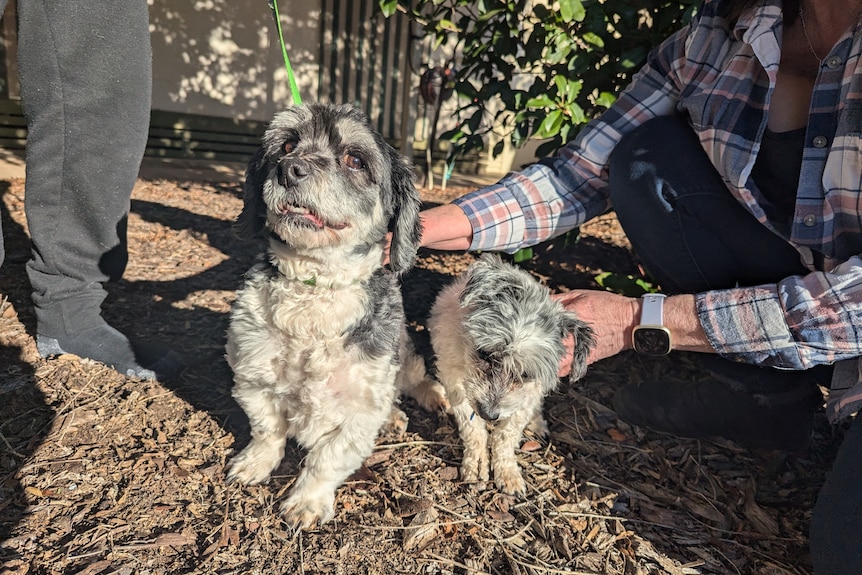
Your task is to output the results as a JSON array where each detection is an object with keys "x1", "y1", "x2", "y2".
[{"x1": 640, "y1": 294, "x2": 666, "y2": 326}]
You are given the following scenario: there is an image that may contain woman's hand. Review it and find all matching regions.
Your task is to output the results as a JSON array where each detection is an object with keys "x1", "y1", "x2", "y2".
[
  {"x1": 554, "y1": 290, "x2": 711, "y2": 376},
  {"x1": 554, "y1": 290, "x2": 640, "y2": 376}
]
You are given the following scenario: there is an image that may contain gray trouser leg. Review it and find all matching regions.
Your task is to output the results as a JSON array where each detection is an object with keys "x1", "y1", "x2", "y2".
[
  {"x1": 17, "y1": 0, "x2": 152, "y2": 338},
  {"x1": 0, "y1": 0, "x2": 7, "y2": 270}
]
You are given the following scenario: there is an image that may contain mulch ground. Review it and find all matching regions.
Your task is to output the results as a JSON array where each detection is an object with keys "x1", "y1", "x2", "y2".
[{"x1": 0, "y1": 165, "x2": 852, "y2": 575}]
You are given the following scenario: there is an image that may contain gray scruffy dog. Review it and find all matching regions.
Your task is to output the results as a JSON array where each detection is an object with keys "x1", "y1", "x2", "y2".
[
  {"x1": 225, "y1": 103, "x2": 447, "y2": 529},
  {"x1": 428, "y1": 253, "x2": 594, "y2": 495}
]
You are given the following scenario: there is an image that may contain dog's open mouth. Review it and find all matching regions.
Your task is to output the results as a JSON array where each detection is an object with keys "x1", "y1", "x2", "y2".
[{"x1": 278, "y1": 204, "x2": 349, "y2": 231}]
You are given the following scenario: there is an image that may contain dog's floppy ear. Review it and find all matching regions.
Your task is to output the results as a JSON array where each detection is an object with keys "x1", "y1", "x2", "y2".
[
  {"x1": 562, "y1": 314, "x2": 595, "y2": 383},
  {"x1": 233, "y1": 147, "x2": 269, "y2": 240},
  {"x1": 387, "y1": 148, "x2": 422, "y2": 274},
  {"x1": 458, "y1": 253, "x2": 493, "y2": 308}
]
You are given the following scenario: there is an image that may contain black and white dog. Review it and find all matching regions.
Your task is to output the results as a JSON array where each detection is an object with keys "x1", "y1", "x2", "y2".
[
  {"x1": 225, "y1": 104, "x2": 446, "y2": 528},
  {"x1": 428, "y1": 254, "x2": 594, "y2": 495}
]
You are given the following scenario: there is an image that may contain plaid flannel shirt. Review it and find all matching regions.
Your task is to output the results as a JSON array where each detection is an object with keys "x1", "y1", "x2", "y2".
[{"x1": 452, "y1": 0, "x2": 862, "y2": 421}]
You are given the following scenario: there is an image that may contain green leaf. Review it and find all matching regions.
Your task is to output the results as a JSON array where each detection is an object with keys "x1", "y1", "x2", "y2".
[
  {"x1": 438, "y1": 19, "x2": 460, "y2": 32},
  {"x1": 594, "y1": 91, "x2": 615, "y2": 108},
  {"x1": 565, "y1": 102, "x2": 585, "y2": 124},
  {"x1": 512, "y1": 247, "x2": 533, "y2": 263},
  {"x1": 526, "y1": 95, "x2": 555, "y2": 108},
  {"x1": 554, "y1": 77, "x2": 582, "y2": 101},
  {"x1": 536, "y1": 110, "x2": 563, "y2": 138},
  {"x1": 378, "y1": 0, "x2": 398, "y2": 18},
  {"x1": 558, "y1": 122, "x2": 571, "y2": 143},
  {"x1": 478, "y1": 8, "x2": 505, "y2": 22},
  {"x1": 559, "y1": 0, "x2": 584, "y2": 23},
  {"x1": 594, "y1": 272, "x2": 657, "y2": 297},
  {"x1": 582, "y1": 31, "x2": 604, "y2": 48},
  {"x1": 618, "y1": 46, "x2": 648, "y2": 70}
]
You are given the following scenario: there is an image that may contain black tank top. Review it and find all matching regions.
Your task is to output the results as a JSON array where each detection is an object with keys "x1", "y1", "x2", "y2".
[{"x1": 750, "y1": 126, "x2": 807, "y2": 227}]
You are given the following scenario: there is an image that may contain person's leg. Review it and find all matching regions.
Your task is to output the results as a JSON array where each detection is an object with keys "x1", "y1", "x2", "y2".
[
  {"x1": 606, "y1": 113, "x2": 826, "y2": 451},
  {"x1": 809, "y1": 413, "x2": 862, "y2": 574},
  {"x1": 0, "y1": 0, "x2": 7, "y2": 270},
  {"x1": 17, "y1": 0, "x2": 178, "y2": 379},
  {"x1": 609, "y1": 114, "x2": 807, "y2": 293}
]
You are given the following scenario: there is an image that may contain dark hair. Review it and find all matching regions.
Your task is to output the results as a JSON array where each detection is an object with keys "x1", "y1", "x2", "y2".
[{"x1": 717, "y1": 0, "x2": 799, "y2": 27}]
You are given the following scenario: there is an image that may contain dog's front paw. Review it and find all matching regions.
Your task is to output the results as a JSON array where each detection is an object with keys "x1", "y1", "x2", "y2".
[
  {"x1": 526, "y1": 412, "x2": 549, "y2": 438},
  {"x1": 226, "y1": 441, "x2": 283, "y2": 485},
  {"x1": 411, "y1": 378, "x2": 450, "y2": 413},
  {"x1": 494, "y1": 462, "x2": 527, "y2": 497},
  {"x1": 460, "y1": 448, "x2": 490, "y2": 484},
  {"x1": 384, "y1": 405, "x2": 410, "y2": 435},
  {"x1": 280, "y1": 491, "x2": 335, "y2": 529}
]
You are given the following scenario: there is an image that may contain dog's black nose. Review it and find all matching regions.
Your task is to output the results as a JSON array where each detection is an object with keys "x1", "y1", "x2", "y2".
[
  {"x1": 476, "y1": 402, "x2": 499, "y2": 422},
  {"x1": 278, "y1": 159, "x2": 311, "y2": 186}
]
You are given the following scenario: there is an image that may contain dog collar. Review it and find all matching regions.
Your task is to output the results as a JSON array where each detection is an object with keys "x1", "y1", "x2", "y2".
[
  {"x1": 264, "y1": 233, "x2": 319, "y2": 287},
  {"x1": 296, "y1": 275, "x2": 364, "y2": 290},
  {"x1": 264, "y1": 232, "x2": 366, "y2": 289}
]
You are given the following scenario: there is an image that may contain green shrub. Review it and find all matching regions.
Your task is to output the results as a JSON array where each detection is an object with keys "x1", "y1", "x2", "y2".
[{"x1": 380, "y1": 0, "x2": 697, "y2": 160}]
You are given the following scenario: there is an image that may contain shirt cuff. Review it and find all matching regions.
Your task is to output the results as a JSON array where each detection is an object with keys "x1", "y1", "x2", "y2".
[{"x1": 696, "y1": 285, "x2": 805, "y2": 368}]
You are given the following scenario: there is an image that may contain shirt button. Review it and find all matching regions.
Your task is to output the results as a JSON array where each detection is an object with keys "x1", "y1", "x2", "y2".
[
  {"x1": 826, "y1": 56, "x2": 842, "y2": 69},
  {"x1": 803, "y1": 214, "x2": 817, "y2": 226},
  {"x1": 813, "y1": 135, "x2": 828, "y2": 148}
]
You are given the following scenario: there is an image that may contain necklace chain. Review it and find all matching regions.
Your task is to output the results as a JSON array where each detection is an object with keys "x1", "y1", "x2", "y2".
[
  {"x1": 799, "y1": 1, "x2": 824, "y2": 62},
  {"x1": 799, "y1": 1, "x2": 862, "y2": 64}
]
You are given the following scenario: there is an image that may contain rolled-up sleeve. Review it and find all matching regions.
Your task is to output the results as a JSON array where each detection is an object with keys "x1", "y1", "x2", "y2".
[{"x1": 697, "y1": 256, "x2": 862, "y2": 368}]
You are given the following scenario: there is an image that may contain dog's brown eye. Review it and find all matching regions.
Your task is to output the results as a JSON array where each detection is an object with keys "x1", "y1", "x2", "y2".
[
  {"x1": 343, "y1": 153, "x2": 365, "y2": 171},
  {"x1": 476, "y1": 349, "x2": 493, "y2": 368},
  {"x1": 283, "y1": 140, "x2": 297, "y2": 154}
]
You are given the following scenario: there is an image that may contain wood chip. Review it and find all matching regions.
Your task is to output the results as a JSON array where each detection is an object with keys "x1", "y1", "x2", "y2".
[{"x1": 402, "y1": 507, "x2": 440, "y2": 552}]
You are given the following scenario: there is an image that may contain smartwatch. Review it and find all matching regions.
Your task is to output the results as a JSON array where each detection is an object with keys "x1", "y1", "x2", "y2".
[{"x1": 632, "y1": 294, "x2": 672, "y2": 356}]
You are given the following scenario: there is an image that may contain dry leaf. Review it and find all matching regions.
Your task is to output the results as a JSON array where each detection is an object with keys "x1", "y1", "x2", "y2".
[
  {"x1": 365, "y1": 449, "x2": 393, "y2": 467},
  {"x1": 437, "y1": 466, "x2": 459, "y2": 481},
  {"x1": 24, "y1": 486, "x2": 43, "y2": 498},
  {"x1": 398, "y1": 498, "x2": 433, "y2": 518},
  {"x1": 487, "y1": 509, "x2": 515, "y2": 522},
  {"x1": 73, "y1": 560, "x2": 112, "y2": 575},
  {"x1": 402, "y1": 507, "x2": 439, "y2": 553},
  {"x1": 607, "y1": 428, "x2": 627, "y2": 442},
  {"x1": 521, "y1": 440, "x2": 542, "y2": 452},
  {"x1": 154, "y1": 532, "x2": 196, "y2": 548},
  {"x1": 744, "y1": 489, "x2": 779, "y2": 536}
]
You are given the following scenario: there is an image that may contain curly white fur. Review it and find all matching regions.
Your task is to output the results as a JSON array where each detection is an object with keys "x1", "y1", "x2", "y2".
[
  {"x1": 225, "y1": 103, "x2": 447, "y2": 529},
  {"x1": 428, "y1": 254, "x2": 594, "y2": 495}
]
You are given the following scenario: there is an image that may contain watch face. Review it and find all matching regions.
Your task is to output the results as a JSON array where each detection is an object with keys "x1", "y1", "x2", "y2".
[{"x1": 632, "y1": 326, "x2": 672, "y2": 356}]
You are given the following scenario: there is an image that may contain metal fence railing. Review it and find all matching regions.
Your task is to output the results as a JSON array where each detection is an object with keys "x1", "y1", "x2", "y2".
[{"x1": 317, "y1": 0, "x2": 416, "y2": 149}]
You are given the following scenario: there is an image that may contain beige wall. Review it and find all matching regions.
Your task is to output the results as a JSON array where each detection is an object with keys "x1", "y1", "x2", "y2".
[
  {"x1": 148, "y1": 0, "x2": 322, "y2": 122},
  {"x1": 1, "y1": 0, "x2": 505, "y2": 172}
]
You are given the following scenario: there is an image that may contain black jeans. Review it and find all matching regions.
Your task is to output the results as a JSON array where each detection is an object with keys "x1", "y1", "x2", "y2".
[
  {"x1": 608, "y1": 114, "x2": 807, "y2": 293},
  {"x1": 0, "y1": 0, "x2": 152, "y2": 338},
  {"x1": 608, "y1": 113, "x2": 860, "y2": 574},
  {"x1": 810, "y1": 413, "x2": 862, "y2": 574}
]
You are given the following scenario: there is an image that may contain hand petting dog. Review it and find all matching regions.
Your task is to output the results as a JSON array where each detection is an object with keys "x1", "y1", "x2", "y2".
[{"x1": 225, "y1": 103, "x2": 447, "y2": 529}]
